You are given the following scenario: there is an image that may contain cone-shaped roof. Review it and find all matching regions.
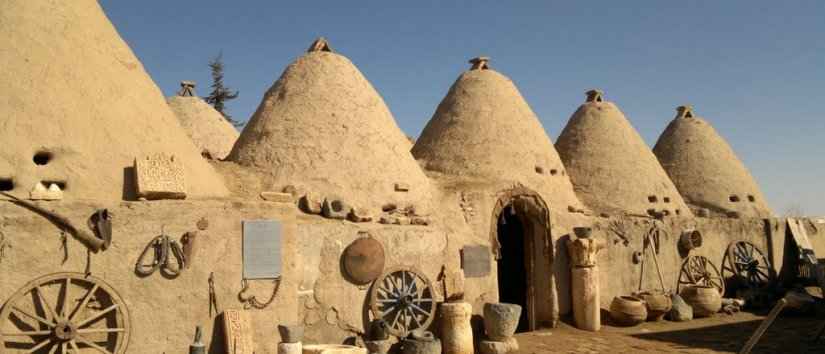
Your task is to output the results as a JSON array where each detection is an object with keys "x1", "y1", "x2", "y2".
[
  {"x1": 556, "y1": 90, "x2": 692, "y2": 217},
  {"x1": 653, "y1": 106, "x2": 772, "y2": 217},
  {"x1": 228, "y1": 38, "x2": 431, "y2": 210},
  {"x1": 412, "y1": 57, "x2": 584, "y2": 210},
  {"x1": 167, "y1": 82, "x2": 239, "y2": 160},
  {"x1": 0, "y1": 1, "x2": 228, "y2": 200}
]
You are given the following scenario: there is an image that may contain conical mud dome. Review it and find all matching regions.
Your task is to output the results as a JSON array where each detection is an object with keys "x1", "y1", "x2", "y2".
[
  {"x1": 412, "y1": 57, "x2": 584, "y2": 210},
  {"x1": 167, "y1": 81, "x2": 239, "y2": 160},
  {"x1": 556, "y1": 90, "x2": 691, "y2": 217},
  {"x1": 653, "y1": 106, "x2": 772, "y2": 217},
  {"x1": 0, "y1": 1, "x2": 228, "y2": 200},
  {"x1": 229, "y1": 38, "x2": 431, "y2": 210}
]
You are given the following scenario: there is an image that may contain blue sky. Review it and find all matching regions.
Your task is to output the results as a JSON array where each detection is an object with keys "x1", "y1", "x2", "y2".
[{"x1": 99, "y1": 1, "x2": 824, "y2": 215}]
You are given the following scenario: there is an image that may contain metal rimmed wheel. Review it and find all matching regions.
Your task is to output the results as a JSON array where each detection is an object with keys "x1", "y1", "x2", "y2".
[
  {"x1": 0, "y1": 272, "x2": 130, "y2": 353},
  {"x1": 677, "y1": 256, "x2": 725, "y2": 295},
  {"x1": 722, "y1": 241, "x2": 774, "y2": 290},
  {"x1": 369, "y1": 267, "x2": 436, "y2": 337}
]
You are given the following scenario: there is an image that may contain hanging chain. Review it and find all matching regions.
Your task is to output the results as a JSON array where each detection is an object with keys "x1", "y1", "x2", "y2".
[{"x1": 238, "y1": 278, "x2": 282, "y2": 310}]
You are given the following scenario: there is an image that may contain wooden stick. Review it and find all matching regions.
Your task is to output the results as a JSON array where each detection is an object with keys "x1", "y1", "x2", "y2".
[{"x1": 739, "y1": 298, "x2": 788, "y2": 354}]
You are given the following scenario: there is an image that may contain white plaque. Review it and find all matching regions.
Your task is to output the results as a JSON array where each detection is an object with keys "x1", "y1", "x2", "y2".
[{"x1": 242, "y1": 220, "x2": 282, "y2": 279}]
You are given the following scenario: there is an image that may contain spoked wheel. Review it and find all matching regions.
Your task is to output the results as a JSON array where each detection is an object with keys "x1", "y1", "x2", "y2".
[
  {"x1": 369, "y1": 267, "x2": 436, "y2": 337},
  {"x1": 0, "y1": 272, "x2": 130, "y2": 353},
  {"x1": 677, "y1": 256, "x2": 725, "y2": 295},
  {"x1": 722, "y1": 241, "x2": 774, "y2": 290}
]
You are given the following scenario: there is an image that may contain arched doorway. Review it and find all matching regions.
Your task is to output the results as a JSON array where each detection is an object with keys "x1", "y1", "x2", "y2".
[{"x1": 490, "y1": 187, "x2": 555, "y2": 331}]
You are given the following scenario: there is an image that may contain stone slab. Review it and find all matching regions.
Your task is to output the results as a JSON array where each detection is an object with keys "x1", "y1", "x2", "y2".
[
  {"x1": 461, "y1": 245, "x2": 491, "y2": 278},
  {"x1": 243, "y1": 220, "x2": 282, "y2": 279},
  {"x1": 134, "y1": 153, "x2": 187, "y2": 200}
]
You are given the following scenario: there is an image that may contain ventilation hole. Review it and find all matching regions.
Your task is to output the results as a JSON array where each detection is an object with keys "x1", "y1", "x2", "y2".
[
  {"x1": 561, "y1": 170, "x2": 566, "y2": 176},
  {"x1": 729, "y1": 195, "x2": 740, "y2": 202},
  {"x1": 747, "y1": 195, "x2": 756, "y2": 202},
  {"x1": 662, "y1": 209, "x2": 671, "y2": 216},
  {"x1": 33, "y1": 151, "x2": 53, "y2": 165},
  {"x1": 41, "y1": 180, "x2": 67, "y2": 190},
  {"x1": 535, "y1": 166, "x2": 544, "y2": 174},
  {"x1": 549, "y1": 169, "x2": 558, "y2": 176},
  {"x1": 646, "y1": 208, "x2": 656, "y2": 216},
  {"x1": 648, "y1": 195, "x2": 658, "y2": 203},
  {"x1": 0, "y1": 178, "x2": 14, "y2": 191},
  {"x1": 675, "y1": 209, "x2": 681, "y2": 215},
  {"x1": 331, "y1": 200, "x2": 343, "y2": 212},
  {"x1": 663, "y1": 197, "x2": 671, "y2": 203}
]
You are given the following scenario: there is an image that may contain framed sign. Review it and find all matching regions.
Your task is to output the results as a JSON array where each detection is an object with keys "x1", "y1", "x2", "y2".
[
  {"x1": 461, "y1": 245, "x2": 491, "y2": 278},
  {"x1": 242, "y1": 220, "x2": 282, "y2": 279}
]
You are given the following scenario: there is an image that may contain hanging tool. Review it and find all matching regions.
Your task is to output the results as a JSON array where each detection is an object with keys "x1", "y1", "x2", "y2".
[
  {"x1": 135, "y1": 230, "x2": 185, "y2": 277},
  {"x1": 209, "y1": 272, "x2": 219, "y2": 317},
  {"x1": 0, "y1": 191, "x2": 104, "y2": 252}
]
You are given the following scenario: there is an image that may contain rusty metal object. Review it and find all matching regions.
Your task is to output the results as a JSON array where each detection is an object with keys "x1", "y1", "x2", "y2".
[
  {"x1": 342, "y1": 235, "x2": 385, "y2": 285},
  {"x1": 369, "y1": 266, "x2": 436, "y2": 337},
  {"x1": 0, "y1": 272, "x2": 131, "y2": 353},
  {"x1": 0, "y1": 191, "x2": 104, "y2": 252},
  {"x1": 135, "y1": 233, "x2": 185, "y2": 277},
  {"x1": 181, "y1": 231, "x2": 198, "y2": 269},
  {"x1": 678, "y1": 229, "x2": 702, "y2": 252},
  {"x1": 677, "y1": 255, "x2": 725, "y2": 296}
]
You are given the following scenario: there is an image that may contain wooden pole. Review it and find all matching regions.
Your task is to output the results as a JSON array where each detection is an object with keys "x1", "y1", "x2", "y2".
[{"x1": 739, "y1": 298, "x2": 788, "y2": 354}]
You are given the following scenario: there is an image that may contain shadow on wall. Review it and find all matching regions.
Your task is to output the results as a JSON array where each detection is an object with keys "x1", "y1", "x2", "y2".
[{"x1": 554, "y1": 233, "x2": 572, "y2": 316}]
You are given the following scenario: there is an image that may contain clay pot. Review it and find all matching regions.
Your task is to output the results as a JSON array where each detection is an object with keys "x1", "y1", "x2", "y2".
[
  {"x1": 277, "y1": 342, "x2": 302, "y2": 354},
  {"x1": 483, "y1": 303, "x2": 522, "y2": 341},
  {"x1": 636, "y1": 291, "x2": 672, "y2": 321},
  {"x1": 439, "y1": 302, "x2": 474, "y2": 354},
  {"x1": 609, "y1": 296, "x2": 647, "y2": 326},
  {"x1": 680, "y1": 285, "x2": 722, "y2": 317},
  {"x1": 364, "y1": 339, "x2": 392, "y2": 354},
  {"x1": 277, "y1": 324, "x2": 304, "y2": 343},
  {"x1": 679, "y1": 229, "x2": 702, "y2": 252},
  {"x1": 401, "y1": 332, "x2": 442, "y2": 354}
]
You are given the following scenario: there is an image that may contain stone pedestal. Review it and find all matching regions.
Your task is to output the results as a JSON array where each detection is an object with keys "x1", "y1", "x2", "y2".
[
  {"x1": 478, "y1": 337, "x2": 518, "y2": 354},
  {"x1": 571, "y1": 266, "x2": 600, "y2": 331},
  {"x1": 439, "y1": 302, "x2": 473, "y2": 354},
  {"x1": 567, "y1": 234, "x2": 605, "y2": 331},
  {"x1": 279, "y1": 342, "x2": 303, "y2": 354},
  {"x1": 302, "y1": 344, "x2": 366, "y2": 354}
]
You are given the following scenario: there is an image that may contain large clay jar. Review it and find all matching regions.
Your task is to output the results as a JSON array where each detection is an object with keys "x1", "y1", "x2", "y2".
[
  {"x1": 439, "y1": 302, "x2": 474, "y2": 354},
  {"x1": 401, "y1": 334, "x2": 442, "y2": 354},
  {"x1": 636, "y1": 291, "x2": 673, "y2": 321},
  {"x1": 680, "y1": 285, "x2": 722, "y2": 317},
  {"x1": 609, "y1": 296, "x2": 647, "y2": 326},
  {"x1": 483, "y1": 303, "x2": 522, "y2": 341}
]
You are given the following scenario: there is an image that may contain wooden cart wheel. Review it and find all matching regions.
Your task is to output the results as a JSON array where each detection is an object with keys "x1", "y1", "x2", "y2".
[
  {"x1": 677, "y1": 256, "x2": 725, "y2": 295},
  {"x1": 722, "y1": 241, "x2": 774, "y2": 290},
  {"x1": 0, "y1": 272, "x2": 131, "y2": 353},
  {"x1": 369, "y1": 266, "x2": 436, "y2": 337}
]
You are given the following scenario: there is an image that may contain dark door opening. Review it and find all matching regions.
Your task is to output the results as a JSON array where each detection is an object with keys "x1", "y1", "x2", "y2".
[{"x1": 496, "y1": 205, "x2": 530, "y2": 332}]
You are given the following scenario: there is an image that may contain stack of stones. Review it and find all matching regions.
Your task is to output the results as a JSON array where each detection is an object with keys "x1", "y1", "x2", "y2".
[
  {"x1": 277, "y1": 324, "x2": 303, "y2": 354},
  {"x1": 479, "y1": 303, "x2": 521, "y2": 354}
]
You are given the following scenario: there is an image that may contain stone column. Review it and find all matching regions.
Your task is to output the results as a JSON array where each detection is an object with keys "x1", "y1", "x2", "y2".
[
  {"x1": 440, "y1": 302, "x2": 474, "y2": 354},
  {"x1": 566, "y1": 228, "x2": 605, "y2": 331}
]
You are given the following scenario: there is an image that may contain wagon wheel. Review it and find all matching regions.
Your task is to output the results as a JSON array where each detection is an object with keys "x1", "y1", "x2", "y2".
[
  {"x1": 677, "y1": 256, "x2": 725, "y2": 295},
  {"x1": 722, "y1": 241, "x2": 774, "y2": 290},
  {"x1": 0, "y1": 272, "x2": 130, "y2": 353},
  {"x1": 369, "y1": 267, "x2": 436, "y2": 337}
]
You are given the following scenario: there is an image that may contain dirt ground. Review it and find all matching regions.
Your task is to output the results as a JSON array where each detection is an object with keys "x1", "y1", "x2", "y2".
[{"x1": 514, "y1": 311, "x2": 825, "y2": 354}]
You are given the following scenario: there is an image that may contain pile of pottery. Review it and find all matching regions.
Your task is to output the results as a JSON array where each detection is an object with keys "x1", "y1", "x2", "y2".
[
  {"x1": 609, "y1": 290, "x2": 674, "y2": 326},
  {"x1": 479, "y1": 303, "x2": 520, "y2": 354}
]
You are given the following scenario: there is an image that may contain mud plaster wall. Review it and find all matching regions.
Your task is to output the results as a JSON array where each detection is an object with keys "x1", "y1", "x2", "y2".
[
  {"x1": 0, "y1": 200, "x2": 298, "y2": 354},
  {"x1": 554, "y1": 216, "x2": 773, "y2": 313}
]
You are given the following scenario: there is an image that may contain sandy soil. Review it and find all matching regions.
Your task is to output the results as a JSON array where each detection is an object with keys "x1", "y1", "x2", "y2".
[{"x1": 515, "y1": 312, "x2": 825, "y2": 354}]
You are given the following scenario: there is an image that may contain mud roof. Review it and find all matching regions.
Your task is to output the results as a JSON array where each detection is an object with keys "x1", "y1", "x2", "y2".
[
  {"x1": 0, "y1": 1, "x2": 228, "y2": 200},
  {"x1": 167, "y1": 81, "x2": 239, "y2": 160},
  {"x1": 556, "y1": 90, "x2": 692, "y2": 217},
  {"x1": 653, "y1": 106, "x2": 772, "y2": 217},
  {"x1": 412, "y1": 57, "x2": 585, "y2": 210},
  {"x1": 228, "y1": 38, "x2": 431, "y2": 210}
]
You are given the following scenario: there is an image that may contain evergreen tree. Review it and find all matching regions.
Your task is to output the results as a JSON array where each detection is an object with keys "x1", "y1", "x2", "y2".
[{"x1": 204, "y1": 52, "x2": 240, "y2": 126}]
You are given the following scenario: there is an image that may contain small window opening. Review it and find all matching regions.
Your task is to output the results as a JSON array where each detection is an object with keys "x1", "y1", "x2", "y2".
[
  {"x1": 729, "y1": 195, "x2": 740, "y2": 202},
  {"x1": 648, "y1": 195, "x2": 658, "y2": 203},
  {"x1": 534, "y1": 166, "x2": 544, "y2": 174},
  {"x1": 41, "y1": 180, "x2": 67, "y2": 190},
  {"x1": 330, "y1": 200, "x2": 344, "y2": 212},
  {"x1": 747, "y1": 195, "x2": 755, "y2": 202},
  {"x1": 549, "y1": 169, "x2": 558, "y2": 176},
  {"x1": 33, "y1": 151, "x2": 53, "y2": 165},
  {"x1": 663, "y1": 197, "x2": 671, "y2": 203},
  {"x1": 646, "y1": 208, "x2": 657, "y2": 216},
  {"x1": 0, "y1": 178, "x2": 14, "y2": 191},
  {"x1": 675, "y1": 209, "x2": 681, "y2": 215}
]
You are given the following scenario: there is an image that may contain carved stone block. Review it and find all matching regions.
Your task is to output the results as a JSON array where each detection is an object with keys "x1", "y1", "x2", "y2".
[{"x1": 134, "y1": 153, "x2": 186, "y2": 200}]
